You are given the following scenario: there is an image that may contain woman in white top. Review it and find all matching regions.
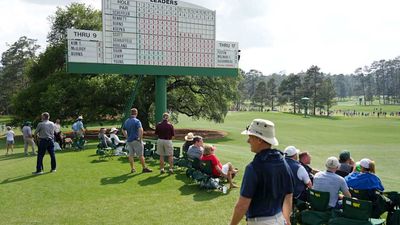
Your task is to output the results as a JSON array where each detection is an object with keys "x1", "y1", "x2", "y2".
[
  {"x1": 4, "y1": 126, "x2": 15, "y2": 155},
  {"x1": 109, "y1": 127, "x2": 127, "y2": 156}
]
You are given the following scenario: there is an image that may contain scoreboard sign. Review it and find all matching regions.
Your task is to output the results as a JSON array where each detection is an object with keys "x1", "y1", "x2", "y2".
[
  {"x1": 67, "y1": 29, "x2": 103, "y2": 63},
  {"x1": 67, "y1": 0, "x2": 238, "y2": 69}
]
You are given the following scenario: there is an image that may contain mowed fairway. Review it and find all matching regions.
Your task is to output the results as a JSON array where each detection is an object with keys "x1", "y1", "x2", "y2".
[{"x1": 0, "y1": 112, "x2": 399, "y2": 225}]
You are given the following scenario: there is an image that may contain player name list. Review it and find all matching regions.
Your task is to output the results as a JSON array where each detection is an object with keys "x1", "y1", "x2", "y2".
[{"x1": 103, "y1": 0, "x2": 216, "y2": 67}]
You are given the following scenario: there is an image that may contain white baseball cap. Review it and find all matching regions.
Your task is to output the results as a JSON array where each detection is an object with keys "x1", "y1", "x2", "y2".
[
  {"x1": 360, "y1": 158, "x2": 371, "y2": 169},
  {"x1": 325, "y1": 156, "x2": 340, "y2": 169},
  {"x1": 284, "y1": 146, "x2": 300, "y2": 157}
]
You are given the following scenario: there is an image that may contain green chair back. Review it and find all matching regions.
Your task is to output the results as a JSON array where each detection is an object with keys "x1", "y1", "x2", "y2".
[
  {"x1": 342, "y1": 197, "x2": 372, "y2": 221},
  {"x1": 201, "y1": 160, "x2": 213, "y2": 176},
  {"x1": 173, "y1": 147, "x2": 181, "y2": 158},
  {"x1": 309, "y1": 189, "x2": 331, "y2": 211}
]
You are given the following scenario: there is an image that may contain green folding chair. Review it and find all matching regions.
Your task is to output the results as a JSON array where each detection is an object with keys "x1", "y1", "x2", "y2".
[
  {"x1": 328, "y1": 197, "x2": 385, "y2": 225},
  {"x1": 301, "y1": 189, "x2": 332, "y2": 225},
  {"x1": 350, "y1": 187, "x2": 391, "y2": 219}
]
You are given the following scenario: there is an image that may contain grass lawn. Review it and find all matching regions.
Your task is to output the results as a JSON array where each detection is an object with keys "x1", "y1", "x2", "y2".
[{"x1": 0, "y1": 112, "x2": 400, "y2": 225}]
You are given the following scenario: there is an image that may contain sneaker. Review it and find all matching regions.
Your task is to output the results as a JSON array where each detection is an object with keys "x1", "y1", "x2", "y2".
[
  {"x1": 32, "y1": 171, "x2": 44, "y2": 175},
  {"x1": 142, "y1": 168, "x2": 153, "y2": 173},
  {"x1": 130, "y1": 168, "x2": 136, "y2": 173},
  {"x1": 50, "y1": 169, "x2": 57, "y2": 173},
  {"x1": 168, "y1": 169, "x2": 174, "y2": 174},
  {"x1": 160, "y1": 169, "x2": 165, "y2": 174}
]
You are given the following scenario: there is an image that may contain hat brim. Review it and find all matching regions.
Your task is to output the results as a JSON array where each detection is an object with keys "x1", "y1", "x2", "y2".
[
  {"x1": 241, "y1": 130, "x2": 279, "y2": 146},
  {"x1": 184, "y1": 137, "x2": 194, "y2": 141}
]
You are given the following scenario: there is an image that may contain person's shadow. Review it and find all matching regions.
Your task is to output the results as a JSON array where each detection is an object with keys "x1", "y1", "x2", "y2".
[
  {"x1": 1, "y1": 173, "x2": 40, "y2": 185},
  {"x1": 138, "y1": 174, "x2": 168, "y2": 186},
  {"x1": 100, "y1": 173, "x2": 136, "y2": 185}
]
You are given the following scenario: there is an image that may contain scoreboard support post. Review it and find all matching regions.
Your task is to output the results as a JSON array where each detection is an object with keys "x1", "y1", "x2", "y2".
[{"x1": 155, "y1": 76, "x2": 167, "y2": 123}]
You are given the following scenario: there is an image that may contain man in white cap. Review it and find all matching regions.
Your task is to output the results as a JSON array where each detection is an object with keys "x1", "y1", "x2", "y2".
[
  {"x1": 230, "y1": 119, "x2": 294, "y2": 225},
  {"x1": 72, "y1": 116, "x2": 85, "y2": 139},
  {"x1": 312, "y1": 157, "x2": 351, "y2": 208},
  {"x1": 284, "y1": 146, "x2": 312, "y2": 201}
]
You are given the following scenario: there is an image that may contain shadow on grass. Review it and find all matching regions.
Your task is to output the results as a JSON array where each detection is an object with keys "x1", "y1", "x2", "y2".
[
  {"x1": 100, "y1": 173, "x2": 137, "y2": 185},
  {"x1": 175, "y1": 173, "x2": 223, "y2": 201},
  {"x1": 0, "y1": 153, "x2": 36, "y2": 161},
  {"x1": 91, "y1": 159, "x2": 110, "y2": 163},
  {"x1": 1, "y1": 173, "x2": 40, "y2": 185},
  {"x1": 138, "y1": 174, "x2": 168, "y2": 186}
]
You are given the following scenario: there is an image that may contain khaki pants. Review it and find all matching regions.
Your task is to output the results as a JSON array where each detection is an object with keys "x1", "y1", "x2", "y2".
[
  {"x1": 247, "y1": 213, "x2": 286, "y2": 225},
  {"x1": 24, "y1": 137, "x2": 36, "y2": 154}
]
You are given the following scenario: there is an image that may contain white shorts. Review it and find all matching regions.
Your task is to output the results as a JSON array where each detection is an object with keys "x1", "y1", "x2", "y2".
[{"x1": 221, "y1": 163, "x2": 229, "y2": 175}]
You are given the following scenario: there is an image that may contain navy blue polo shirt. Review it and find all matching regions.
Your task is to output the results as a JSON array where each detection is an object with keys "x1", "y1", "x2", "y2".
[{"x1": 240, "y1": 149, "x2": 294, "y2": 218}]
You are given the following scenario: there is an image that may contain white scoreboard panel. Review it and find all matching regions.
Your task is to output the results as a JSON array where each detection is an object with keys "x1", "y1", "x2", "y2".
[
  {"x1": 102, "y1": 0, "x2": 217, "y2": 67},
  {"x1": 67, "y1": 29, "x2": 103, "y2": 63},
  {"x1": 215, "y1": 41, "x2": 239, "y2": 68}
]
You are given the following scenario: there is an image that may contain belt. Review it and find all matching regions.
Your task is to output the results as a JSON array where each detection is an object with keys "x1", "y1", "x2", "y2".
[
  {"x1": 39, "y1": 138, "x2": 53, "y2": 141},
  {"x1": 247, "y1": 212, "x2": 282, "y2": 222}
]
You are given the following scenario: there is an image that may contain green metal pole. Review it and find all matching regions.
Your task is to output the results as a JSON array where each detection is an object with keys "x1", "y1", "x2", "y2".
[{"x1": 155, "y1": 76, "x2": 167, "y2": 123}]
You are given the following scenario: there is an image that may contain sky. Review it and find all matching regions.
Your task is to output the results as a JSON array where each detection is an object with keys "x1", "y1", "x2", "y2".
[{"x1": 1, "y1": 0, "x2": 400, "y2": 75}]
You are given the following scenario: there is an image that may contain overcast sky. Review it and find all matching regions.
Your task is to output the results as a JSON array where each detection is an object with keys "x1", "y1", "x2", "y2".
[{"x1": 1, "y1": 0, "x2": 400, "y2": 75}]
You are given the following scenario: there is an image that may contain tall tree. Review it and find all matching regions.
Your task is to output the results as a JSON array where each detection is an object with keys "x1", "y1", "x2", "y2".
[
  {"x1": 266, "y1": 78, "x2": 277, "y2": 110},
  {"x1": 0, "y1": 36, "x2": 39, "y2": 114},
  {"x1": 303, "y1": 65, "x2": 323, "y2": 115},
  {"x1": 319, "y1": 77, "x2": 336, "y2": 116},
  {"x1": 252, "y1": 81, "x2": 267, "y2": 111},
  {"x1": 278, "y1": 74, "x2": 302, "y2": 114}
]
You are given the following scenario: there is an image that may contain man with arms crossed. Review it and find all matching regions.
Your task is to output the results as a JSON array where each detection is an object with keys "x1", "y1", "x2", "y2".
[
  {"x1": 33, "y1": 112, "x2": 56, "y2": 174},
  {"x1": 155, "y1": 112, "x2": 175, "y2": 174},
  {"x1": 122, "y1": 108, "x2": 152, "y2": 173},
  {"x1": 230, "y1": 119, "x2": 294, "y2": 225}
]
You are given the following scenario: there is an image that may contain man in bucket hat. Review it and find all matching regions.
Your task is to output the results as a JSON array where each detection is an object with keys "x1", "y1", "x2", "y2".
[{"x1": 230, "y1": 119, "x2": 294, "y2": 225}]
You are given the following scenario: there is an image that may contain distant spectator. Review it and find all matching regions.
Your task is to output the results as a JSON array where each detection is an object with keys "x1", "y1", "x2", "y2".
[
  {"x1": 182, "y1": 132, "x2": 195, "y2": 157},
  {"x1": 98, "y1": 128, "x2": 112, "y2": 148},
  {"x1": 4, "y1": 126, "x2": 15, "y2": 155},
  {"x1": 54, "y1": 119, "x2": 64, "y2": 149},
  {"x1": 187, "y1": 136, "x2": 204, "y2": 160},
  {"x1": 155, "y1": 112, "x2": 175, "y2": 174},
  {"x1": 345, "y1": 158, "x2": 384, "y2": 191},
  {"x1": 299, "y1": 151, "x2": 319, "y2": 181},
  {"x1": 109, "y1": 127, "x2": 125, "y2": 146},
  {"x1": 201, "y1": 144, "x2": 238, "y2": 189},
  {"x1": 22, "y1": 121, "x2": 36, "y2": 156},
  {"x1": 72, "y1": 116, "x2": 85, "y2": 139},
  {"x1": 313, "y1": 156, "x2": 351, "y2": 208}
]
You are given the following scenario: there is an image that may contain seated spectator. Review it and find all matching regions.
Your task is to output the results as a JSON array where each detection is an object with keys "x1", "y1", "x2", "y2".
[
  {"x1": 313, "y1": 156, "x2": 351, "y2": 208},
  {"x1": 98, "y1": 128, "x2": 112, "y2": 148},
  {"x1": 299, "y1": 151, "x2": 319, "y2": 182},
  {"x1": 284, "y1": 146, "x2": 312, "y2": 201},
  {"x1": 345, "y1": 158, "x2": 384, "y2": 191},
  {"x1": 187, "y1": 136, "x2": 204, "y2": 160},
  {"x1": 201, "y1": 144, "x2": 238, "y2": 189},
  {"x1": 182, "y1": 132, "x2": 195, "y2": 157},
  {"x1": 337, "y1": 150, "x2": 355, "y2": 177},
  {"x1": 109, "y1": 127, "x2": 125, "y2": 146}
]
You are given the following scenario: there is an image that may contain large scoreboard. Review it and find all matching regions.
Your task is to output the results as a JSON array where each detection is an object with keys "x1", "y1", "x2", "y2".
[{"x1": 67, "y1": 0, "x2": 239, "y2": 69}]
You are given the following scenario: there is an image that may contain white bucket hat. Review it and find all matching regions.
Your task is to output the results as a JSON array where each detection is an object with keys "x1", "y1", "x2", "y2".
[
  {"x1": 110, "y1": 127, "x2": 118, "y2": 133},
  {"x1": 241, "y1": 119, "x2": 279, "y2": 146},
  {"x1": 184, "y1": 132, "x2": 194, "y2": 141},
  {"x1": 77, "y1": 116, "x2": 83, "y2": 120},
  {"x1": 284, "y1": 146, "x2": 299, "y2": 157}
]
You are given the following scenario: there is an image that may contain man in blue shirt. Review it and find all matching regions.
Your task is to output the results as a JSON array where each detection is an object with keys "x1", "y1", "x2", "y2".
[
  {"x1": 122, "y1": 108, "x2": 152, "y2": 173},
  {"x1": 72, "y1": 116, "x2": 85, "y2": 138},
  {"x1": 230, "y1": 119, "x2": 294, "y2": 225}
]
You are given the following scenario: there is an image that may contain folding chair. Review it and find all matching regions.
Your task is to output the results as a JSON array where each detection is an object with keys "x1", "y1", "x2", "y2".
[
  {"x1": 301, "y1": 189, "x2": 332, "y2": 225},
  {"x1": 328, "y1": 197, "x2": 385, "y2": 225},
  {"x1": 350, "y1": 187, "x2": 391, "y2": 219}
]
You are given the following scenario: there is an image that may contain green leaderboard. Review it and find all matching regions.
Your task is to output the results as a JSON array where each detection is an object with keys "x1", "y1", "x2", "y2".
[{"x1": 66, "y1": 0, "x2": 239, "y2": 122}]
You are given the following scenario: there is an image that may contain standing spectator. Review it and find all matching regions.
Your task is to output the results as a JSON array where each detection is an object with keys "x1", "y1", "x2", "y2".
[
  {"x1": 122, "y1": 108, "x2": 152, "y2": 173},
  {"x1": 33, "y1": 112, "x2": 57, "y2": 175},
  {"x1": 313, "y1": 157, "x2": 351, "y2": 208},
  {"x1": 4, "y1": 126, "x2": 15, "y2": 155},
  {"x1": 284, "y1": 146, "x2": 312, "y2": 201},
  {"x1": 182, "y1": 132, "x2": 195, "y2": 157},
  {"x1": 230, "y1": 119, "x2": 294, "y2": 225},
  {"x1": 201, "y1": 144, "x2": 238, "y2": 189},
  {"x1": 54, "y1": 119, "x2": 64, "y2": 149},
  {"x1": 187, "y1": 136, "x2": 204, "y2": 160},
  {"x1": 299, "y1": 151, "x2": 320, "y2": 181},
  {"x1": 155, "y1": 112, "x2": 175, "y2": 174},
  {"x1": 72, "y1": 116, "x2": 85, "y2": 139},
  {"x1": 22, "y1": 121, "x2": 36, "y2": 156}
]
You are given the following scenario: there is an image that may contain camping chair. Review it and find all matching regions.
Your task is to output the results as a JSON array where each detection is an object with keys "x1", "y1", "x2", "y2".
[
  {"x1": 72, "y1": 135, "x2": 85, "y2": 150},
  {"x1": 350, "y1": 187, "x2": 391, "y2": 219},
  {"x1": 301, "y1": 189, "x2": 332, "y2": 225},
  {"x1": 384, "y1": 191, "x2": 400, "y2": 225},
  {"x1": 328, "y1": 197, "x2": 385, "y2": 225},
  {"x1": 96, "y1": 139, "x2": 114, "y2": 160},
  {"x1": 143, "y1": 141, "x2": 155, "y2": 158}
]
